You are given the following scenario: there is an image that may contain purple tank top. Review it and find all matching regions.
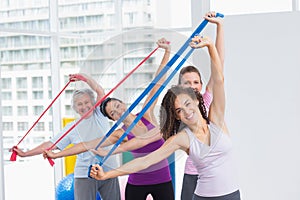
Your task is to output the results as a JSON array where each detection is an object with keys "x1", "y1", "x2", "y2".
[{"x1": 122, "y1": 116, "x2": 172, "y2": 185}]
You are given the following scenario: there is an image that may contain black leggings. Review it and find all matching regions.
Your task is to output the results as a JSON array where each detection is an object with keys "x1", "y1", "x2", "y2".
[
  {"x1": 192, "y1": 190, "x2": 241, "y2": 200},
  {"x1": 125, "y1": 181, "x2": 174, "y2": 200}
]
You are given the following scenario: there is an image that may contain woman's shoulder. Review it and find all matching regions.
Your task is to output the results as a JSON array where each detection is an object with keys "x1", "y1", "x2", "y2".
[
  {"x1": 179, "y1": 127, "x2": 193, "y2": 137},
  {"x1": 208, "y1": 121, "x2": 228, "y2": 135},
  {"x1": 168, "y1": 130, "x2": 190, "y2": 151}
]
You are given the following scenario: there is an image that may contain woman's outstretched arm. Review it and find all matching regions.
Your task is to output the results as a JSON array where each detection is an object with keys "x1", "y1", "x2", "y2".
[
  {"x1": 89, "y1": 131, "x2": 189, "y2": 180},
  {"x1": 43, "y1": 129, "x2": 125, "y2": 159},
  {"x1": 90, "y1": 127, "x2": 162, "y2": 156}
]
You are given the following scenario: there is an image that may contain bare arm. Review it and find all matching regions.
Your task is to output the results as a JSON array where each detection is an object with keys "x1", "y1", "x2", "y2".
[
  {"x1": 44, "y1": 129, "x2": 126, "y2": 159},
  {"x1": 13, "y1": 141, "x2": 57, "y2": 157},
  {"x1": 89, "y1": 131, "x2": 189, "y2": 180},
  {"x1": 204, "y1": 11, "x2": 225, "y2": 93},
  {"x1": 207, "y1": 42, "x2": 225, "y2": 129},
  {"x1": 43, "y1": 138, "x2": 100, "y2": 159},
  {"x1": 143, "y1": 38, "x2": 171, "y2": 119},
  {"x1": 90, "y1": 127, "x2": 162, "y2": 156},
  {"x1": 190, "y1": 36, "x2": 225, "y2": 129},
  {"x1": 69, "y1": 73, "x2": 105, "y2": 101}
]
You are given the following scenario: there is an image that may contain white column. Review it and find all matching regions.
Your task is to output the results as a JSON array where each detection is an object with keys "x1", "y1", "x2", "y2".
[
  {"x1": 191, "y1": 0, "x2": 210, "y2": 30},
  {"x1": 292, "y1": 0, "x2": 299, "y2": 11},
  {"x1": 191, "y1": 0, "x2": 211, "y2": 70},
  {"x1": 0, "y1": 68, "x2": 5, "y2": 200},
  {"x1": 190, "y1": 0, "x2": 213, "y2": 87},
  {"x1": 49, "y1": 0, "x2": 64, "y2": 186}
]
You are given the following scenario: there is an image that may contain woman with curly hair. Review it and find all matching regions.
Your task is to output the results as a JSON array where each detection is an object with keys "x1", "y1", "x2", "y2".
[
  {"x1": 177, "y1": 11, "x2": 225, "y2": 199},
  {"x1": 89, "y1": 35, "x2": 241, "y2": 200}
]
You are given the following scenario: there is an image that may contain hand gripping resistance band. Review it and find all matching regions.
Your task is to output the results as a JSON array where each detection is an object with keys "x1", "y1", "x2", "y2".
[
  {"x1": 45, "y1": 46, "x2": 160, "y2": 166},
  {"x1": 88, "y1": 13, "x2": 224, "y2": 176},
  {"x1": 10, "y1": 80, "x2": 74, "y2": 161}
]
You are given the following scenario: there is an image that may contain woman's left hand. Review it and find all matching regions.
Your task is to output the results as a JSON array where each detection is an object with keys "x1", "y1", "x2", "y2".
[
  {"x1": 189, "y1": 36, "x2": 212, "y2": 49},
  {"x1": 156, "y1": 38, "x2": 171, "y2": 51},
  {"x1": 90, "y1": 164, "x2": 106, "y2": 180},
  {"x1": 43, "y1": 150, "x2": 57, "y2": 159}
]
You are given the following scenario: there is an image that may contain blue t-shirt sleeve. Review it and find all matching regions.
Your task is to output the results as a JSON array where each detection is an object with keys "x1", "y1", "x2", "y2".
[
  {"x1": 95, "y1": 107, "x2": 110, "y2": 133},
  {"x1": 50, "y1": 122, "x2": 74, "y2": 150}
]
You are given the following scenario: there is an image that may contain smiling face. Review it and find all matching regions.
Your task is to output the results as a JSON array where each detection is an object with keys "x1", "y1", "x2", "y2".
[
  {"x1": 180, "y1": 72, "x2": 203, "y2": 92},
  {"x1": 174, "y1": 93, "x2": 200, "y2": 126},
  {"x1": 160, "y1": 86, "x2": 209, "y2": 139},
  {"x1": 105, "y1": 99, "x2": 127, "y2": 121},
  {"x1": 73, "y1": 93, "x2": 94, "y2": 118}
]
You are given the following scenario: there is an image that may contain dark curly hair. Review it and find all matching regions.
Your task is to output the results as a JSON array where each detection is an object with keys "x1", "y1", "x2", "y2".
[
  {"x1": 99, "y1": 97, "x2": 122, "y2": 120},
  {"x1": 159, "y1": 85, "x2": 209, "y2": 140}
]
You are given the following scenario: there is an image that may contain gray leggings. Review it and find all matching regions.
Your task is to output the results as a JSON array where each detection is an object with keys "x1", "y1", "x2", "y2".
[
  {"x1": 74, "y1": 177, "x2": 121, "y2": 200},
  {"x1": 181, "y1": 174, "x2": 198, "y2": 200},
  {"x1": 192, "y1": 190, "x2": 241, "y2": 200}
]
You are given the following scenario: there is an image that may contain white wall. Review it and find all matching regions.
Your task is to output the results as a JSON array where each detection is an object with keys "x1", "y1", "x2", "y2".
[{"x1": 223, "y1": 12, "x2": 300, "y2": 200}]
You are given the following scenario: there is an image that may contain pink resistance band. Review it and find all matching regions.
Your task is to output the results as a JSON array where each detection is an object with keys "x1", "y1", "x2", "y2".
[
  {"x1": 10, "y1": 79, "x2": 74, "y2": 161},
  {"x1": 46, "y1": 46, "x2": 160, "y2": 166}
]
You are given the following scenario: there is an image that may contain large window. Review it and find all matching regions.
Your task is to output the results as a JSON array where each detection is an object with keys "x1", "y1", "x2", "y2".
[
  {"x1": 1, "y1": 92, "x2": 12, "y2": 100},
  {"x1": 2, "y1": 122, "x2": 13, "y2": 131},
  {"x1": 33, "y1": 122, "x2": 45, "y2": 131},
  {"x1": 17, "y1": 122, "x2": 28, "y2": 131},
  {"x1": 16, "y1": 77, "x2": 27, "y2": 89},
  {"x1": 1, "y1": 78, "x2": 11, "y2": 89},
  {"x1": 32, "y1": 77, "x2": 43, "y2": 88},
  {"x1": 1, "y1": 15, "x2": 54, "y2": 200},
  {"x1": 1, "y1": 1, "x2": 299, "y2": 200},
  {"x1": 16, "y1": 91, "x2": 28, "y2": 100},
  {"x1": 33, "y1": 106, "x2": 44, "y2": 116},
  {"x1": 2, "y1": 106, "x2": 12, "y2": 116},
  {"x1": 17, "y1": 106, "x2": 28, "y2": 116},
  {"x1": 32, "y1": 91, "x2": 44, "y2": 99}
]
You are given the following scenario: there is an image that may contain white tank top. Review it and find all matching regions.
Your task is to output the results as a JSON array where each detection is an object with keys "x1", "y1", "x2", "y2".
[
  {"x1": 184, "y1": 90, "x2": 213, "y2": 174},
  {"x1": 184, "y1": 123, "x2": 239, "y2": 197}
]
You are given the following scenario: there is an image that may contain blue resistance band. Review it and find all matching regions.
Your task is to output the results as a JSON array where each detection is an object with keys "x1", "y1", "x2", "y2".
[
  {"x1": 89, "y1": 13, "x2": 224, "y2": 176},
  {"x1": 100, "y1": 47, "x2": 195, "y2": 165}
]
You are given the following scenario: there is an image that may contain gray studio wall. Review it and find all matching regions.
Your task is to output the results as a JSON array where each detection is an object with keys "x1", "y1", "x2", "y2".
[{"x1": 223, "y1": 11, "x2": 300, "y2": 200}]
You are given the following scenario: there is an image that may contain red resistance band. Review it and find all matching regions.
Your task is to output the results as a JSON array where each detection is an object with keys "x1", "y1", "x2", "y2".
[
  {"x1": 10, "y1": 80, "x2": 74, "y2": 161},
  {"x1": 46, "y1": 46, "x2": 159, "y2": 166}
]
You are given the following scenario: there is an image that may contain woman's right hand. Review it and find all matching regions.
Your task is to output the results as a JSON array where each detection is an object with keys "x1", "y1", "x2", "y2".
[
  {"x1": 204, "y1": 11, "x2": 223, "y2": 25},
  {"x1": 11, "y1": 147, "x2": 26, "y2": 157},
  {"x1": 69, "y1": 73, "x2": 87, "y2": 82},
  {"x1": 43, "y1": 150, "x2": 57, "y2": 159},
  {"x1": 89, "y1": 164, "x2": 106, "y2": 180}
]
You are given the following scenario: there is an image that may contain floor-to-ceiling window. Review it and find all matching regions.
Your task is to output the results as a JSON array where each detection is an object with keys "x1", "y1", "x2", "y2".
[
  {"x1": 1, "y1": 0, "x2": 299, "y2": 200},
  {"x1": 0, "y1": 0, "x2": 192, "y2": 199}
]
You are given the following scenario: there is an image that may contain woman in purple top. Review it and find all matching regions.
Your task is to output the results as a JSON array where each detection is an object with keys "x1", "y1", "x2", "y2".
[
  {"x1": 98, "y1": 97, "x2": 173, "y2": 200},
  {"x1": 44, "y1": 38, "x2": 174, "y2": 200},
  {"x1": 89, "y1": 35, "x2": 241, "y2": 200}
]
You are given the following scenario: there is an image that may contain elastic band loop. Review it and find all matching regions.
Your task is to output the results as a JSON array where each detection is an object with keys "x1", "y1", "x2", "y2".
[
  {"x1": 9, "y1": 80, "x2": 73, "y2": 161},
  {"x1": 101, "y1": 48, "x2": 194, "y2": 165},
  {"x1": 96, "y1": 12, "x2": 224, "y2": 166},
  {"x1": 94, "y1": 16, "x2": 210, "y2": 152}
]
